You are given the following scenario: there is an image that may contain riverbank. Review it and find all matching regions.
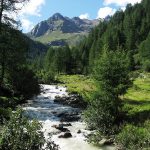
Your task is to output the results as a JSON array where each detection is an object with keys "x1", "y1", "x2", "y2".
[
  {"x1": 57, "y1": 72, "x2": 150, "y2": 149},
  {"x1": 57, "y1": 75, "x2": 97, "y2": 101},
  {"x1": 57, "y1": 73, "x2": 150, "y2": 123}
]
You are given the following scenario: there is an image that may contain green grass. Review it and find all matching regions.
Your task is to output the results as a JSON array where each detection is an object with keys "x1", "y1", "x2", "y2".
[
  {"x1": 123, "y1": 73, "x2": 150, "y2": 121},
  {"x1": 57, "y1": 75, "x2": 97, "y2": 101},
  {"x1": 57, "y1": 73, "x2": 150, "y2": 122},
  {"x1": 34, "y1": 31, "x2": 87, "y2": 46}
]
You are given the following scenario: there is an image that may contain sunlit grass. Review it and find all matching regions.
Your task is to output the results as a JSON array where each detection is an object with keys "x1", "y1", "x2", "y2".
[
  {"x1": 57, "y1": 75, "x2": 97, "y2": 101},
  {"x1": 58, "y1": 73, "x2": 150, "y2": 120},
  {"x1": 34, "y1": 31, "x2": 87, "y2": 46},
  {"x1": 123, "y1": 73, "x2": 150, "y2": 117}
]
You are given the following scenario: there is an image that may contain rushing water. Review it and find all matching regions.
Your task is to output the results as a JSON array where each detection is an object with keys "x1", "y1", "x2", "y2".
[{"x1": 23, "y1": 84, "x2": 115, "y2": 150}]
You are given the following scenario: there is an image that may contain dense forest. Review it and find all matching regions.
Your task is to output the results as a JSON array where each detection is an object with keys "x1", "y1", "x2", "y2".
[{"x1": 0, "y1": 0, "x2": 150, "y2": 149}]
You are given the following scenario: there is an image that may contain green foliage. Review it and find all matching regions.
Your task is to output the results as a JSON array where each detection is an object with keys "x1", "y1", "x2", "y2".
[
  {"x1": 0, "y1": 96, "x2": 18, "y2": 108},
  {"x1": 9, "y1": 66, "x2": 40, "y2": 99},
  {"x1": 84, "y1": 47, "x2": 132, "y2": 135},
  {"x1": 35, "y1": 31, "x2": 87, "y2": 47},
  {"x1": 142, "y1": 60, "x2": 150, "y2": 72},
  {"x1": 0, "y1": 26, "x2": 27, "y2": 84},
  {"x1": 123, "y1": 72, "x2": 150, "y2": 123},
  {"x1": 35, "y1": 45, "x2": 74, "y2": 83},
  {"x1": 116, "y1": 122, "x2": 150, "y2": 150},
  {"x1": 72, "y1": 0, "x2": 150, "y2": 73},
  {"x1": 0, "y1": 0, "x2": 40, "y2": 109},
  {"x1": 0, "y1": 108, "x2": 12, "y2": 122},
  {"x1": 57, "y1": 75, "x2": 97, "y2": 100},
  {"x1": 139, "y1": 33, "x2": 150, "y2": 71},
  {"x1": 0, "y1": 26, "x2": 40, "y2": 107},
  {"x1": 93, "y1": 46, "x2": 131, "y2": 97},
  {"x1": 37, "y1": 69, "x2": 56, "y2": 83},
  {"x1": 0, "y1": 109, "x2": 59, "y2": 150},
  {"x1": 84, "y1": 93, "x2": 118, "y2": 135}
]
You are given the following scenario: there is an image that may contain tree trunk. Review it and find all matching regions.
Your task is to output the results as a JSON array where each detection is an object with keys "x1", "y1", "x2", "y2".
[
  {"x1": 0, "y1": 49, "x2": 5, "y2": 85},
  {"x1": 0, "y1": 0, "x2": 4, "y2": 29},
  {"x1": 0, "y1": 0, "x2": 4, "y2": 85}
]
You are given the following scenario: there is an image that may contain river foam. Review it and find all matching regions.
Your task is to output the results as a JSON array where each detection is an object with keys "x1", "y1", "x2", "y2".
[{"x1": 23, "y1": 84, "x2": 115, "y2": 150}]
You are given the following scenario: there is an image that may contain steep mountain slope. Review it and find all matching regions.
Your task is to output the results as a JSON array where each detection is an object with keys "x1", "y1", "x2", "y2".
[{"x1": 28, "y1": 13, "x2": 99, "y2": 46}]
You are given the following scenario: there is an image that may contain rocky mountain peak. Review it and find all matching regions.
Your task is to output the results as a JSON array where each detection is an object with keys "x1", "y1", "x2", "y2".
[
  {"x1": 28, "y1": 13, "x2": 99, "y2": 44},
  {"x1": 50, "y1": 13, "x2": 64, "y2": 21}
]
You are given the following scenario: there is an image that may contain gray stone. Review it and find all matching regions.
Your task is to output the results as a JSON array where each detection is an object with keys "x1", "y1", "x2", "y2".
[{"x1": 58, "y1": 132, "x2": 72, "y2": 138}]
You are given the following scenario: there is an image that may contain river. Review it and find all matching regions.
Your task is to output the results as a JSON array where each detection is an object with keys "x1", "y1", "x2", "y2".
[{"x1": 23, "y1": 84, "x2": 115, "y2": 150}]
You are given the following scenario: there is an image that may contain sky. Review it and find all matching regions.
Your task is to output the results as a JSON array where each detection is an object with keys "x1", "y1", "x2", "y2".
[{"x1": 16, "y1": 0, "x2": 142, "y2": 33}]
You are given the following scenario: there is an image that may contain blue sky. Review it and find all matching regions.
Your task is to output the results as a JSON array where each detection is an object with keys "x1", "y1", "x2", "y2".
[{"x1": 18, "y1": 0, "x2": 142, "y2": 32}]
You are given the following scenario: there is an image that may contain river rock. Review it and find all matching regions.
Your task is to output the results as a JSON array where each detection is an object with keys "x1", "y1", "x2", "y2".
[
  {"x1": 57, "y1": 112, "x2": 66, "y2": 117},
  {"x1": 52, "y1": 124, "x2": 70, "y2": 132},
  {"x1": 59, "y1": 123, "x2": 72, "y2": 127},
  {"x1": 64, "y1": 123, "x2": 72, "y2": 126},
  {"x1": 99, "y1": 138, "x2": 114, "y2": 146},
  {"x1": 77, "y1": 130, "x2": 81, "y2": 134},
  {"x1": 44, "y1": 97, "x2": 49, "y2": 99},
  {"x1": 54, "y1": 94, "x2": 87, "y2": 108},
  {"x1": 61, "y1": 115, "x2": 80, "y2": 122},
  {"x1": 58, "y1": 132, "x2": 72, "y2": 138}
]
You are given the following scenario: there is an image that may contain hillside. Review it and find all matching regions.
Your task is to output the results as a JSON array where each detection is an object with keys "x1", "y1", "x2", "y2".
[
  {"x1": 27, "y1": 13, "x2": 99, "y2": 46},
  {"x1": 74, "y1": 0, "x2": 150, "y2": 74}
]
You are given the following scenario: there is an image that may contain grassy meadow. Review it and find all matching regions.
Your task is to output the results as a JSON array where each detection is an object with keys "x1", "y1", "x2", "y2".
[{"x1": 58, "y1": 72, "x2": 150, "y2": 123}]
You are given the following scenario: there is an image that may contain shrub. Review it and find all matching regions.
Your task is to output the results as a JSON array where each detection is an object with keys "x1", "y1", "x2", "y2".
[
  {"x1": 0, "y1": 108, "x2": 12, "y2": 123},
  {"x1": 9, "y1": 67, "x2": 40, "y2": 99},
  {"x1": 0, "y1": 97, "x2": 18, "y2": 108},
  {"x1": 84, "y1": 93, "x2": 119, "y2": 135},
  {"x1": 142, "y1": 60, "x2": 150, "y2": 72},
  {"x1": 0, "y1": 109, "x2": 59, "y2": 150},
  {"x1": 36, "y1": 69, "x2": 56, "y2": 84},
  {"x1": 116, "y1": 123, "x2": 150, "y2": 150}
]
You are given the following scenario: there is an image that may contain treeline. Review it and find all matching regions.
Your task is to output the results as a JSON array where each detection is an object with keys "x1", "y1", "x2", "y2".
[
  {"x1": 32, "y1": 45, "x2": 84, "y2": 83},
  {"x1": 34, "y1": 0, "x2": 150, "y2": 79},
  {"x1": 78, "y1": 0, "x2": 150, "y2": 73}
]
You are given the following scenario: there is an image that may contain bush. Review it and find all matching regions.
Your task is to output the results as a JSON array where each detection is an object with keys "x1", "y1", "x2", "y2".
[
  {"x1": 84, "y1": 93, "x2": 119, "y2": 135},
  {"x1": 116, "y1": 123, "x2": 150, "y2": 150},
  {"x1": 84, "y1": 47, "x2": 131, "y2": 136},
  {"x1": 0, "y1": 108, "x2": 12, "y2": 123},
  {"x1": 142, "y1": 60, "x2": 150, "y2": 72},
  {"x1": 36, "y1": 69, "x2": 56, "y2": 84},
  {"x1": 0, "y1": 97, "x2": 18, "y2": 108},
  {"x1": 0, "y1": 109, "x2": 59, "y2": 150}
]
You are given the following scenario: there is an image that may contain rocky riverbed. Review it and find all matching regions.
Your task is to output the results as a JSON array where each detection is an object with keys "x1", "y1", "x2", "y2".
[{"x1": 23, "y1": 84, "x2": 115, "y2": 150}]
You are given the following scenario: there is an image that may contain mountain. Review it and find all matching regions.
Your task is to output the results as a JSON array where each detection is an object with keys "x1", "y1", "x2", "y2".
[{"x1": 28, "y1": 13, "x2": 99, "y2": 46}]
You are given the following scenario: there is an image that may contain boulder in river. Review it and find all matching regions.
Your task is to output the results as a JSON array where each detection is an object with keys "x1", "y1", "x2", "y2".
[
  {"x1": 77, "y1": 130, "x2": 81, "y2": 134},
  {"x1": 98, "y1": 138, "x2": 114, "y2": 146},
  {"x1": 54, "y1": 94, "x2": 87, "y2": 108},
  {"x1": 61, "y1": 115, "x2": 80, "y2": 122},
  {"x1": 58, "y1": 132, "x2": 72, "y2": 138},
  {"x1": 52, "y1": 124, "x2": 70, "y2": 132}
]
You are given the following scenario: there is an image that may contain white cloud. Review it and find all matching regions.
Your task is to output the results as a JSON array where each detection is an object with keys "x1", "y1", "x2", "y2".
[
  {"x1": 104, "y1": 0, "x2": 142, "y2": 6},
  {"x1": 21, "y1": 19, "x2": 34, "y2": 32},
  {"x1": 15, "y1": 0, "x2": 45, "y2": 32},
  {"x1": 97, "y1": 7, "x2": 116, "y2": 19},
  {"x1": 19, "y1": 0, "x2": 45, "y2": 17},
  {"x1": 79, "y1": 13, "x2": 90, "y2": 19}
]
